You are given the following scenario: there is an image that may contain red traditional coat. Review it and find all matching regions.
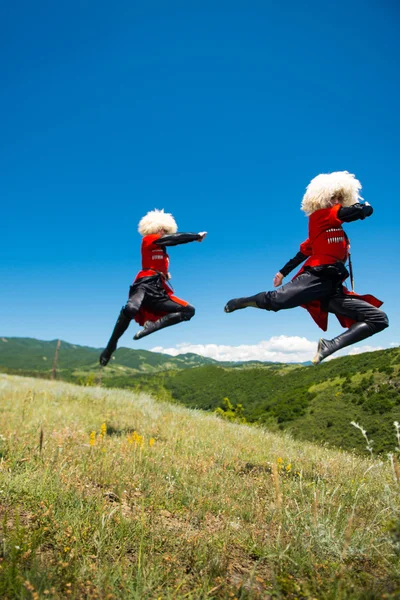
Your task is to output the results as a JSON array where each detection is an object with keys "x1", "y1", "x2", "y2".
[
  {"x1": 295, "y1": 205, "x2": 382, "y2": 331},
  {"x1": 132, "y1": 234, "x2": 188, "y2": 326}
]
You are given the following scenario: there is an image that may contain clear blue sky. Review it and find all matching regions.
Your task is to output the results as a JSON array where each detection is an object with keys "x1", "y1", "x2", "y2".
[{"x1": 1, "y1": 0, "x2": 399, "y2": 360}]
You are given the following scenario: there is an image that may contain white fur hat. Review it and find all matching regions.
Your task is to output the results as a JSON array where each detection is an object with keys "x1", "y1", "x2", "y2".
[
  {"x1": 138, "y1": 209, "x2": 178, "y2": 236},
  {"x1": 301, "y1": 171, "x2": 363, "y2": 215}
]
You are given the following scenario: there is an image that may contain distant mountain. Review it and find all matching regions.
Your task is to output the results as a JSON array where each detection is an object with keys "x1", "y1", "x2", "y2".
[
  {"x1": 0, "y1": 337, "x2": 287, "y2": 374},
  {"x1": 0, "y1": 337, "x2": 218, "y2": 374}
]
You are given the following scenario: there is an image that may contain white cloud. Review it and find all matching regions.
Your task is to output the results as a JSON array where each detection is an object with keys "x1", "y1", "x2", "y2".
[
  {"x1": 151, "y1": 336, "x2": 395, "y2": 364},
  {"x1": 151, "y1": 335, "x2": 317, "y2": 363},
  {"x1": 347, "y1": 345, "x2": 384, "y2": 355}
]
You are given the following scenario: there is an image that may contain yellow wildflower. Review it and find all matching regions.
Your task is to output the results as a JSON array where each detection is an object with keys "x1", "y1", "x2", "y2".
[
  {"x1": 89, "y1": 431, "x2": 96, "y2": 447},
  {"x1": 149, "y1": 438, "x2": 155, "y2": 447},
  {"x1": 100, "y1": 423, "x2": 107, "y2": 438},
  {"x1": 127, "y1": 431, "x2": 144, "y2": 446},
  {"x1": 129, "y1": 431, "x2": 144, "y2": 446}
]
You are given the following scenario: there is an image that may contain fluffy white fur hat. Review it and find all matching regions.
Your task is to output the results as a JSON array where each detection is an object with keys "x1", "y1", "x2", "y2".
[
  {"x1": 301, "y1": 171, "x2": 363, "y2": 215},
  {"x1": 138, "y1": 209, "x2": 178, "y2": 236}
]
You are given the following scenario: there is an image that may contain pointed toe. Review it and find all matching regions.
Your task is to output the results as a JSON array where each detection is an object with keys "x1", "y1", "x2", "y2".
[
  {"x1": 99, "y1": 349, "x2": 111, "y2": 366},
  {"x1": 224, "y1": 302, "x2": 233, "y2": 313},
  {"x1": 224, "y1": 299, "x2": 241, "y2": 313},
  {"x1": 312, "y1": 338, "x2": 329, "y2": 365}
]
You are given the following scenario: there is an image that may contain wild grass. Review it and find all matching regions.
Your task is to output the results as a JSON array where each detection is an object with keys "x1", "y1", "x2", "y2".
[{"x1": 0, "y1": 374, "x2": 399, "y2": 599}]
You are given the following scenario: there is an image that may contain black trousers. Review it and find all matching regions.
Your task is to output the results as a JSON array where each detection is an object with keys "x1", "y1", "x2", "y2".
[
  {"x1": 102, "y1": 278, "x2": 195, "y2": 357},
  {"x1": 123, "y1": 276, "x2": 195, "y2": 321},
  {"x1": 254, "y1": 268, "x2": 388, "y2": 335}
]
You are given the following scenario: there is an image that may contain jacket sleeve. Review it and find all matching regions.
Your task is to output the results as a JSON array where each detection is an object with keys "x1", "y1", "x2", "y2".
[
  {"x1": 154, "y1": 233, "x2": 201, "y2": 247},
  {"x1": 337, "y1": 203, "x2": 374, "y2": 223},
  {"x1": 280, "y1": 251, "x2": 308, "y2": 277}
]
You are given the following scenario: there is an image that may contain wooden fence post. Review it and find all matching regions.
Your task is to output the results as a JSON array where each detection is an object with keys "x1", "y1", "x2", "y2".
[{"x1": 51, "y1": 339, "x2": 61, "y2": 380}]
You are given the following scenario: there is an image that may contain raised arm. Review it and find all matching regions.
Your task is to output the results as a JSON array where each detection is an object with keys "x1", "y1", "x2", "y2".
[
  {"x1": 155, "y1": 232, "x2": 207, "y2": 247},
  {"x1": 338, "y1": 202, "x2": 373, "y2": 223}
]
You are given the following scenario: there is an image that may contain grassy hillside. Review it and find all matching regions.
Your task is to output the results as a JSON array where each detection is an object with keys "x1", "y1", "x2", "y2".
[
  {"x1": 98, "y1": 347, "x2": 400, "y2": 454},
  {"x1": 2, "y1": 337, "x2": 399, "y2": 454},
  {"x1": 1, "y1": 374, "x2": 400, "y2": 599}
]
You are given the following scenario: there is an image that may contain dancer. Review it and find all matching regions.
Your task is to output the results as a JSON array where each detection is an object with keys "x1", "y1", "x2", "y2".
[
  {"x1": 100, "y1": 209, "x2": 207, "y2": 366},
  {"x1": 224, "y1": 171, "x2": 388, "y2": 364}
]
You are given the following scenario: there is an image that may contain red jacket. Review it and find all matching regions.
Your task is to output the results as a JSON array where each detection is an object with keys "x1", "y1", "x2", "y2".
[
  {"x1": 135, "y1": 233, "x2": 169, "y2": 280},
  {"x1": 300, "y1": 204, "x2": 348, "y2": 268},
  {"x1": 131, "y1": 234, "x2": 188, "y2": 326},
  {"x1": 295, "y1": 205, "x2": 382, "y2": 331}
]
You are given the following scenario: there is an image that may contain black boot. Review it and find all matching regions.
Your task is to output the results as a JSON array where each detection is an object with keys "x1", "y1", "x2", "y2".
[
  {"x1": 312, "y1": 322, "x2": 372, "y2": 365},
  {"x1": 134, "y1": 312, "x2": 184, "y2": 340},
  {"x1": 99, "y1": 310, "x2": 131, "y2": 366},
  {"x1": 224, "y1": 293, "x2": 266, "y2": 313}
]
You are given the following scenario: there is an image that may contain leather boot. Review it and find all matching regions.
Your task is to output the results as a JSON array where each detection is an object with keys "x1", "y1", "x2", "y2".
[
  {"x1": 134, "y1": 312, "x2": 184, "y2": 340},
  {"x1": 99, "y1": 310, "x2": 131, "y2": 366},
  {"x1": 224, "y1": 293, "x2": 266, "y2": 313},
  {"x1": 313, "y1": 322, "x2": 372, "y2": 365}
]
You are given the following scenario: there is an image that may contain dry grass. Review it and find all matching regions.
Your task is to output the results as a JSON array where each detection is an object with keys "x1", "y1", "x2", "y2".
[{"x1": 0, "y1": 373, "x2": 399, "y2": 599}]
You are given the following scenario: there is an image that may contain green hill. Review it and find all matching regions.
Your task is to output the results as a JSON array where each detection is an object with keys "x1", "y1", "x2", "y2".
[
  {"x1": 0, "y1": 337, "x2": 218, "y2": 374},
  {"x1": 0, "y1": 337, "x2": 282, "y2": 376}
]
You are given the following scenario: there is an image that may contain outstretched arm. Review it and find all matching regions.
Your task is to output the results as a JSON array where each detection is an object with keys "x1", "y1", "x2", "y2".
[
  {"x1": 155, "y1": 232, "x2": 207, "y2": 247},
  {"x1": 338, "y1": 202, "x2": 373, "y2": 223}
]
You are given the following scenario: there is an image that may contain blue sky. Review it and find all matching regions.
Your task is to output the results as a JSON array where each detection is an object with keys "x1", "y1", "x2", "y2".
[{"x1": 1, "y1": 0, "x2": 399, "y2": 362}]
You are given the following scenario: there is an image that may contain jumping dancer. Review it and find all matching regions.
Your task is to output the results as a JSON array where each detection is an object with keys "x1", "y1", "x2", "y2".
[
  {"x1": 224, "y1": 171, "x2": 388, "y2": 364},
  {"x1": 100, "y1": 209, "x2": 207, "y2": 366}
]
